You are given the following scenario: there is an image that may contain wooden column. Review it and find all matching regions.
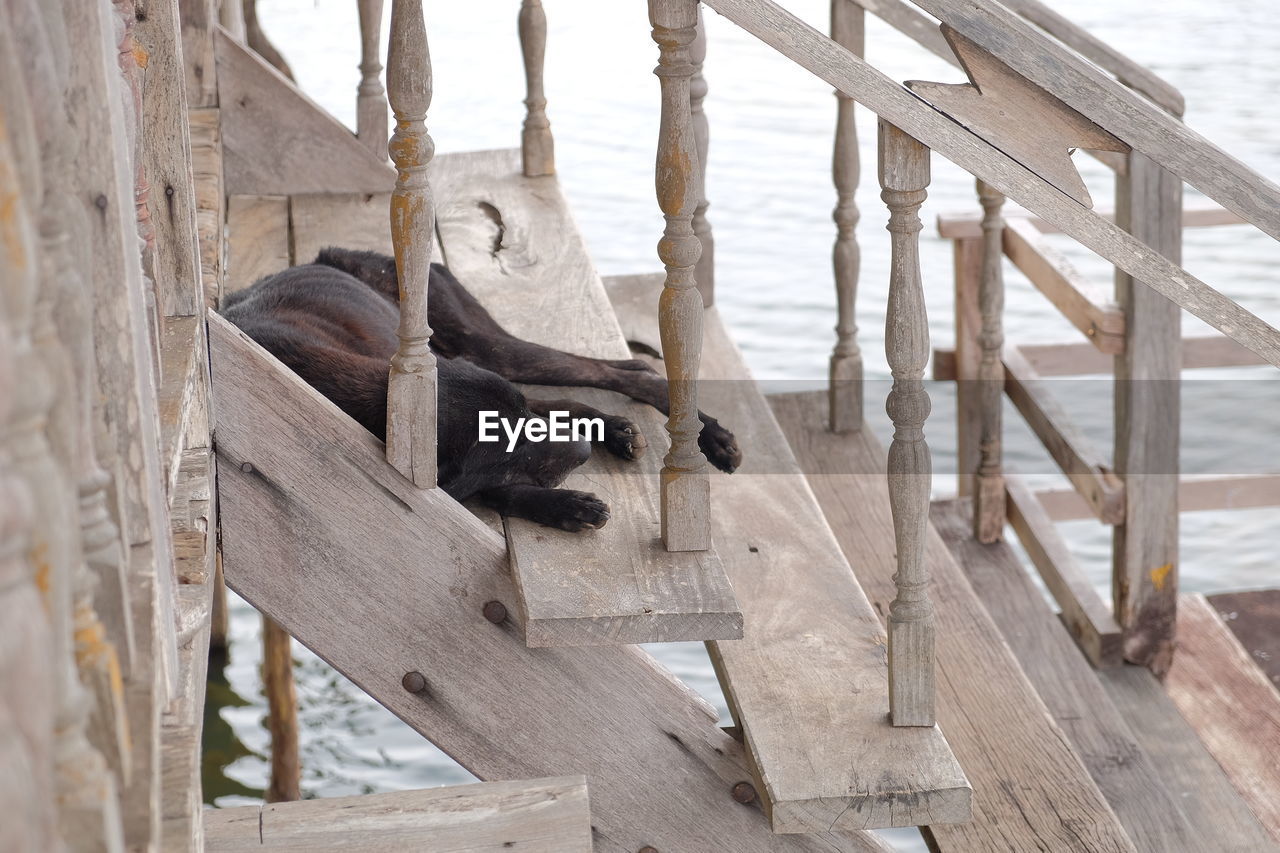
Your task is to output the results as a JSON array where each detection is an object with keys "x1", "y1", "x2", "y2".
[
  {"x1": 972, "y1": 180, "x2": 1006, "y2": 542},
  {"x1": 1113, "y1": 152, "x2": 1182, "y2": 675},
  {"x1": 689, "y1": 5, "x2": 714, "y2": 306},
  {"x1": 385, "y1": 0, "x2": 438, "y2": 488},
  {"x1": 262, "y1": 616, "x2": 302, "y2": 802},
  {"x1": 879, "y1": 119, "x2": 935, "y2": 727},
  {"x1": 828, "y1": 0, "x2": 862, "y2": 432},
  {"x1": 650, "y1": 0, "x2": 710, "y2": 552},
  {"x1": 518, "y1": 0, "x2": 554, "y2": 176},
  {"x1": 952, "y1": 236, "x2": 982, "y2": 498},
  {"x1": 357, "y1": 0, "x2": 388, "y2": 160}
]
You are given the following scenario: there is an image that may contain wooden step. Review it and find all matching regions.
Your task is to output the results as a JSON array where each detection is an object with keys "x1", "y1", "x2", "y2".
[
  {"x1": 607, "y1": 276, "x2": 971, "y2": 833},
  {"x1": 285, "y1": 149, "x2": 743, "y2": 648},
  {"x1": 931, "y1": 498, "x2": 1205, "y2": 853},
  {"x1": 204, "y1": 777, "x2": 593, "y2": 852},
  {"x1": 1206, "y1": 589, "x2": 1280, "y2": 690},
  {"x1": 209, "y1": 313, "x2": 891, "y2": 853},
  {"x1": 766, "y1": 390, "x2": 1125, "y2": 849}
]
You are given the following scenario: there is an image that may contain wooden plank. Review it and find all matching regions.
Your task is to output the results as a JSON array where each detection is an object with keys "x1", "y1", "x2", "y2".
[
  {"x1": 429, "y1": 149, "x2": 742, "y2": 647},
  {"x1": 702, "y1": 0, "x2": 1280, "y2": 367},
  {"x1": 1034, "y1": 474, "x2": 1280, "y2": 520},
  {"x1": 214, "y1": 28, "x2": 395, "y2": 196},
  {"x1": 156, "y1": 316, "x2": 201, "y2": 503},
  {"x1": 932, "y1": 498, "x2": 1205, "y2": 853},
  {"x1": 766, "y1": 390, "x2": 1126, "y2": 851},
  {"x1": 1005, "y1": 474, "x2": 1122, "y2": 667},
  {"x1": 1207, "y1": 589, "x2": 1280, "y2": 691},
  {"x1": 209, "y1": 312, "x2": 891, "y2": 853},
  {"x1": 1100, "y1": 664, "x2": 1278, "y2": 852},
  {"x1": 205, "y1": 778, "x2": 593, "y2": 852},
  {"x1": 943, "y1": 334, "x2": 1266, "y2": 378},
  {"x1": 225, "y1": 195, "x2": 291, "y2": 294},
  {"x1": 1167, "y1": 594, "x2": 1280, "y2": 843},
  {"x1": 290, "y1": 192, "x2": 397, "y2": 264},
  {"x1": 936, "y1": 200, "x2": 1246, "y2": 240},
  {"x1": 1003, "y1": 346, "x2": 1125, "y2": 524},
  {"x1": 608, "y1": 277, "x2": 971, "y2": 832},
  {"x1": 188, "y1": 106, "x2": 222, "y2": 310},
  {"x1": 1003, "y1": 217, "x2": 1125, "y2": 352}
]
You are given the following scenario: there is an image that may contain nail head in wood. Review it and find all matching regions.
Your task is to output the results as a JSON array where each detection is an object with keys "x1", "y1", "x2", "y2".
[
  {"x1": 730, "y1": 781, "x2": 757, "y2": 804},
  {"x1": 401, "y1": 670, "x2": 427, "y2": 693},
  {"x1": 482, "y1": 600, "x2": 507, "y2": 624},
  {"x1": 240, "y1": 462, "x2": 253, "y2": 473}
]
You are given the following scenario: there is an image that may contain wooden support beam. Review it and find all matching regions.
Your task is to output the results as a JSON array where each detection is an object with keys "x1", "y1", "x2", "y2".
[
  {"x1": 937, "y1": 199, "x2": 1246, "y2": 239},
  {"x1": 1033, "y1": 474, "x2": 1280, "y2": 520},
  {"x1": 1002, "y1": 346, "x2": 1125, "y2": 524},
  {"x1": 1004, "y1": 475, "x2": 1122, "y2": 667},
  {"x1": 518, "y1": 0, "x2": 555, "y2": 177}
]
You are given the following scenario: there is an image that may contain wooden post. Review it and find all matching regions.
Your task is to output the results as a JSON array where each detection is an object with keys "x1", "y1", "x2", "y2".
[
  {"x1": 689, "y1": 4, "x2": 714, "y2": 306},
  {"x1": 262, "y1": 615, "x2": 302, "y2": 802},
  {"x1": 1113, "y1": 152, "x2": 1182, "y2": 675},
  {"x1": 518, "y1": 0, "x2": 555, "y2": 177},
  {"x1": 828, "y1": 0, "x2": 862, "y2": 432},
  {"x1": 385, "y1": 0, "x2": 438, "y2": 488},
  {"x1": 357, "y1": 0, "x2": 388, "y2": 160},
  {"x1": 972, "y1": 179, "x2": 1006, "y2": 542},
  {"x1": 650, "y1": 0, "x2": 710, "y2": 552},
  {"x1": 879, "y1": 118, "x2": 935, "y2": 727},
  {"x1": 952, "y1": 236, "x2": 982, "y2": 498}
]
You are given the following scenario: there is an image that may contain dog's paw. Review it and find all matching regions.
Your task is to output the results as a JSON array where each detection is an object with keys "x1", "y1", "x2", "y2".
[
  {"x1": 700, "y1": 420, "x2": 742, "y2": 473},
  {"x1": 601, "y1": 415, "x2": 647, "y2": 461},
  {"x1": 546, "y1": 490, "x2": 611, "y2": 532}
]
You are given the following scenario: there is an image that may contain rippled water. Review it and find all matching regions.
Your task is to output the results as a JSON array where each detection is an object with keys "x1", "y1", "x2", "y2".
[{"x1": 205, "y1": 2, "x2": 1280, "y2": 849}]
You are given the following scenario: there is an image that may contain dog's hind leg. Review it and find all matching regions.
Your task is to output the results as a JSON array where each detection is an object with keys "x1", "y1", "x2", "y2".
[
  {"x1": 526, "y1": 398, "x2": 647, "y2": 461},
  {"x1": 479, "y1": 484, "x2": 610, "y2": 532}
]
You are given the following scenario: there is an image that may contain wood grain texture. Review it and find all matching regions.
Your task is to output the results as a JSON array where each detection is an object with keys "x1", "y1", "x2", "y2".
[
  {"x1": 206, "y1": 778, "x2": 593, "y2": 852},
  {"x1": 263, "y1": 615, "x2": 301, "y2": 802},
  {"x1": 1112, "y1": 154, "x2": 1181, "y2": 673},
  {"x1": 1004, "y1": 474, "x2": 1122, "y2": 667},
  {"x1": 357, "y1": 0, "x2": 388, "y2": 160},
  {"x1": 768, "y1": 390, "x2": 1127, "y2": 851},
  {"x1": 156, "y1": 315, "x2": 203, "y2": 504},
  {"x1": 933, "y1": 498, "x2": 1204, "y2": 853},
  {"x1": 936, "y1": 199, "x2": 1245, "y2": 240},
  {"x1": 430, "y1": 149, "x2": 740, "y2": 646},
  {"x1": 951, "y1": 237, "x2": 982, "y2": 497},
  {"x1": 519, "y1": 0, "x2": 555, "y2": 177},
  {"x1": 215, "y1": 28, "x2": 396, "y2": 196},
  {"x1": 225, "y1": 194, "x2": 291, "y2": 294},
  {"x1": 188, "y1": 107, "x2": 223, "y2": 310},
  {"x1": 1167, "y1": 594, "x2": 1280, "y2": 844},
  {"x1": 1207, "y1": 589, "x2": 1280, "y2": 691},
  {"x1": 609, "y1": 276, "x2": 970, "y2": 833},
  {"x1": 209, "y1": 312, "x2": 891, "y2": 853},
  {"x1": 701, "y1": 0, "x2": 1280, "y2": 366}
]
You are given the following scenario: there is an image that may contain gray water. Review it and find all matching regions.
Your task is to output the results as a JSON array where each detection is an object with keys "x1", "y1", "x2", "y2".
[{"x1": 205, "y1": 2, "x2": 1280, "y2": 849}]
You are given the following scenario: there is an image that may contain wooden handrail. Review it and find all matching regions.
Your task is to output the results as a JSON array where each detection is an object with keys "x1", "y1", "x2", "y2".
[{"x1": 937, "y1": 200, "x2": 1247, "y2": 239}]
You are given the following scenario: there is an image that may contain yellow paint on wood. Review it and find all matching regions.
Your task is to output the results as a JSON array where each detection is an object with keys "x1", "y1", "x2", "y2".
[{"x1": 1149, "y1": 563, "x2": 1173, "y2": 591}]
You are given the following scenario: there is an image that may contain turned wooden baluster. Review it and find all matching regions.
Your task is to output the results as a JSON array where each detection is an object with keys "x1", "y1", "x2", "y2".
[
  {"x1": 879, "y1": 119, "x2": 935, "y2": 727},
  {"x1": 385, "y1": 0, "x2": 438, "y2": 488},
  {"x1": 828, "y1": 0, "x2": 863, "y2": 433},
  {"x1": 689, "y1": 4, "x2": 714, "y2": 306},
  {"x1": 357, "y1": 0, "x2": 388, "y2": 160},
  {"x1": 650, "y1": 0, "x2": 709, "y2": 551},
  {"x1": 972, "y1": 179, "x2": 1006, "y2": 542},
  {"x1": 518, "y1": 0, "x2": 554, "y2": 176}
]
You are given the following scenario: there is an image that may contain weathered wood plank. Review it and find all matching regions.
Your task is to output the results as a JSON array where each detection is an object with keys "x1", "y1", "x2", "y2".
[
  {"x1": 209, "y1": 312, "x2": 891, "y2": 853},
  {"x1": 290, "y1": 192, "x2": 398, "y2": 265},
  {"x1": 1005, "y1": 474, "x2": 1122, "y2": 667},
  {"x1": 1167, "y1": 593, "x2": 1280, "y2": 844},
  {"x1": 225, "y1": 194, "x2": 290, "y2": 294},
  {"x1": 701, "y1": 0, "x2": 1280, "y2": 367},
  {"x1": 431, "y1": 148, "x2": 741, "y2": 647},
  {"x1": 766, "y1": 390, "x2": 1125, "y2": 851},
  {"x1": 932, "y1": 498, "x2": 1203, "y2": 853},
  {"x1": 1207, "y1": 589, "x2": 1280, "y2": 691},
  {"x1": 1033, "y1": 474, "x2": 1280, "y2": 520},
  {"x1": 609, "y1": 277, "x2": 971, "y2": 833},
  {"x1": 936, "y1": 200, "x2": 1244, "y2": 240},
  {"x1": 214, "y1": 28, "x2": 395, "y2": 196},
  {"x1": 188, "y1": 107, "x2": 223, "y2": 310},
  {"x1": 156, "y1": 316, "x2": 202, "y2": 504},
  {"x1": 206, "y1": 778, "x2": 593, "y2": 852}
]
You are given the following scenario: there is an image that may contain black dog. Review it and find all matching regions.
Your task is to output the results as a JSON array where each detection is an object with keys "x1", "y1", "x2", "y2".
[{"x1": 221, "y1": 248, "x2": 741, "y2": 531}]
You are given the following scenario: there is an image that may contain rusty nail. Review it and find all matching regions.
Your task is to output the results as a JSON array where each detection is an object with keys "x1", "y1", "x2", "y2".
[
  {"x1": 731, "y1": 781, "x2": 757, "y2": 804},
  {"x1": 482, "y1": 600, "x2": 508, "y2": 624},
  {"x1": 240, "y1": 462, "x2": 253, "y2": 473},
  {"x1": 401, "y1": 671, "x2": 426, "y2": 693}
]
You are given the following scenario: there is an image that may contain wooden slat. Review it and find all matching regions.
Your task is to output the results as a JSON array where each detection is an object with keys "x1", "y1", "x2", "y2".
[
  {"x1": 766, "y1": 390, "x2": 1125, "y2": 851},
  {"x1": 290, "y1": 192, "x2": 400, "y2": 265},
  {"x1": 428, "y1": 149, "x2": 741, "y2": 647},
  {"x1": 1033, "y1": 474, "x2": 1280, "y2": 520},
  {"x1": 1003, "y1": 217, "x2": 1124, "y2": 352},
  {"x1": 188, "y1": 107, "x2": 223, "y2": 310},
  {"x1": 1100, "y1": 664, "x2": 1278, "y2": 852},
  {"x1": 214, "y1": 28, "x2": 395, "y2": 196},
  {"x1": 156, "y1": 316, "x2": 202, "y2": 503},
  {"x1": 209, "y1": 312, "x2": 891, "y2": 853},
  {"x1": 225, "y1": 195, "x2": 291, "y2": 294},
  {"x1": 703, "y1": 0, "x2": 1280, "y2": 367},
  {"x1": 609, "y1": 277, "x2": 971, "y2": 832},
  {"x1": 1005, "y1": 474, "x2": 1122, "y2": 667},
  {"x1": 1207, "y1": 589, "x2": 1280, "y2": 691},
  {"x1": 1166, "y1": 594, "x2": 1280, "y2": 843},
  {"x1": 205, "y1": 778, "x2": 593, "y2": 852},
  {"x1": 1003, "y1": 346, "x2": 1125, "y2": 523},
  {"x1": 936, "y1": 200, "x2": 1246, "y2": 240},
  {"x1": 932, "y1": 498, "x2": 1207, "y2": 853}
]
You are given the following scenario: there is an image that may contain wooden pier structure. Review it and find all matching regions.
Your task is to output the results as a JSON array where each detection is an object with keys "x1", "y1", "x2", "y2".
[{"x1": 1, "y1": 0, "x2": 1278, "y2": 850}]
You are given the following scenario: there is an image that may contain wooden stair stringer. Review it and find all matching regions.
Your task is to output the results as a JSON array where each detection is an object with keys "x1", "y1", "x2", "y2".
[
  {"x1": 606, "y1": 274, "x2": 972, "y2": 834},
  {"x1": 208, "y1": 312, "x2": 891, "y2": 853}
]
